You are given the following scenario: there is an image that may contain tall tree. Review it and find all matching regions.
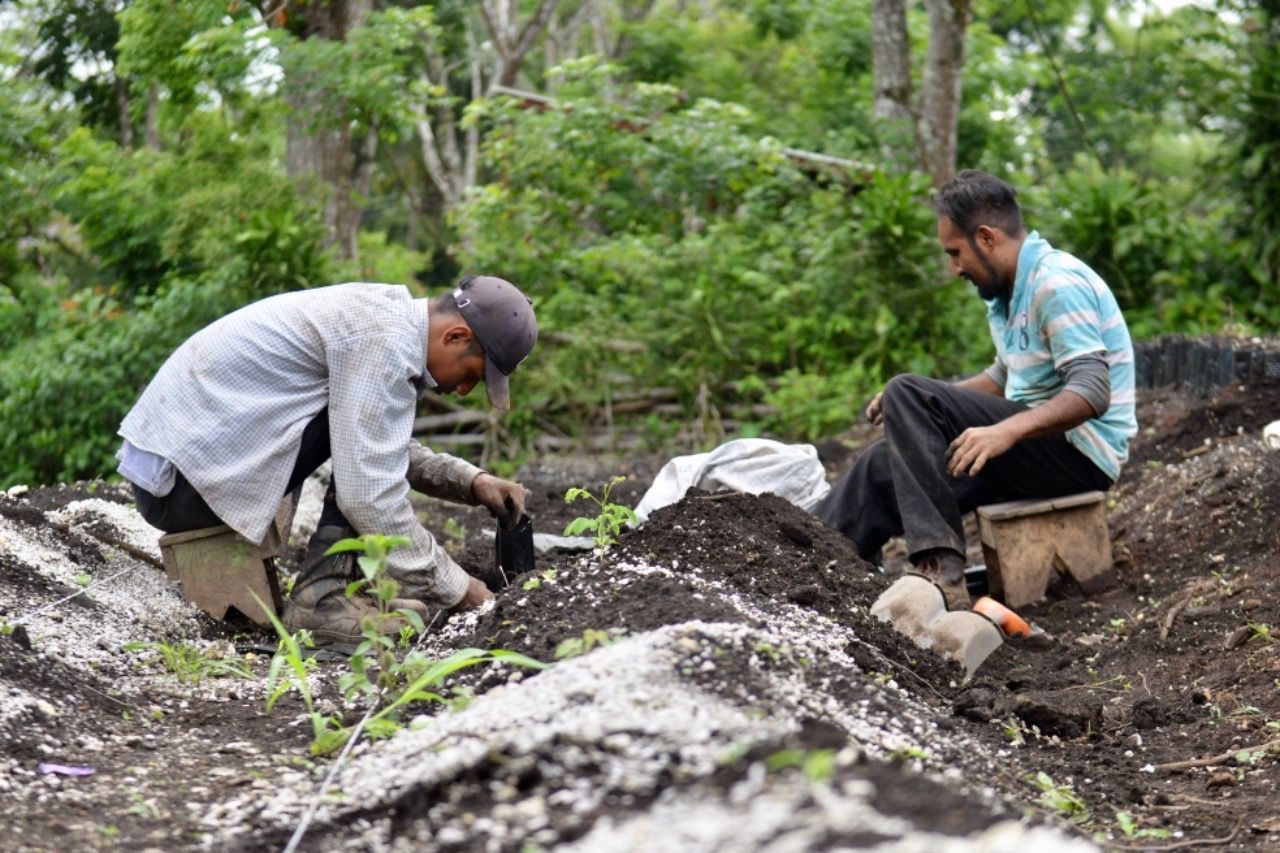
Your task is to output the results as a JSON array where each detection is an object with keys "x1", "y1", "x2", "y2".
[
  {"x1": 872, "y1": 0, "x2": 973, "y2": 185},
  {"x1": 413, "y1": 0, "x2": 560, "y2": 211},
  {"x1": 274, "y1": 0, "x2": 374, "y2": 261}
]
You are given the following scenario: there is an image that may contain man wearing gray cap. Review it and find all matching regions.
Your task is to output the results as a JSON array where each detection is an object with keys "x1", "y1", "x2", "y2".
[{"x1": 116, "y1": 275, "x2": 537, "y2": 643}]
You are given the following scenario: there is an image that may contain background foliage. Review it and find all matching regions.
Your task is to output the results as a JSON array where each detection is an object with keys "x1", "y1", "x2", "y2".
[{"x1": 0, "y1": 0, "x2": 1276, "y2": 487}]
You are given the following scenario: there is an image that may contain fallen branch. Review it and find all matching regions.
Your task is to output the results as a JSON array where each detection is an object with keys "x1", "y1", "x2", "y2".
[
  {"x1": 1159, "y1": 578, "x2": 1216, "y2": 643},
  {"x1": 1154, "y1": 736, "x2": 1280, "y2": 772},
  {"x1": 1159, "y1": 596, "x2": 1192, "y2": 643},
  {"x1": 50, "y1": 520, "x2": 165, "y2": 571}
]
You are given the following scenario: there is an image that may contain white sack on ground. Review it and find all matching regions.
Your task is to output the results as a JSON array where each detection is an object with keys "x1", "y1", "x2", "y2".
[{"x1": 634, "y1": 438, "x2": 831, "y2": 524}]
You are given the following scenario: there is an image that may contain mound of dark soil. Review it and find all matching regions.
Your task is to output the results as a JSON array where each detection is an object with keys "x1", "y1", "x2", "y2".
[
  {"x1": 454, "y1": 490, "x2": 965, "y2": 695},
  {"x1": 1130, "y1": 379, "x2": 1280, "y2": 465}
]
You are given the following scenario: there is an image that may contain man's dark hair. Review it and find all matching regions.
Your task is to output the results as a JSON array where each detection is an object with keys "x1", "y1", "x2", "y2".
[{"x1": 933, "y1": 170, "x2": 1026, "y2": 238}]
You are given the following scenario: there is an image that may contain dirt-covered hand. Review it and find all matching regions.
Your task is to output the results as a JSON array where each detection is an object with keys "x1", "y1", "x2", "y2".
[
  {"x1": 865, "y1": 392, "x2": 885, "y2": 425},
  {"x1": 450, "y1": 575, "x2": 495, "y2": 613},
  {"x1": 472, "y1": 473, "x2": 527, "y2": 528},
  {"x1": 945, "y1": 424, "x2": 1018, "y2": 477}
]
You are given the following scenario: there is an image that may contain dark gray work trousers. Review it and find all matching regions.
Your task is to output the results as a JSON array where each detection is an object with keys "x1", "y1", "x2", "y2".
[
  {"x1": 132, "y1": 407, "x2": 347, "y2": 534},
  {"x1": 812, "y1": 374, "x2": 1113, "y2": 563}
]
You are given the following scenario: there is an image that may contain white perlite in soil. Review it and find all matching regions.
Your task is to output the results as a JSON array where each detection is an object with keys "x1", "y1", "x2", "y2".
[
  {"x1": 207, "y1": 620, "x2": 1092, "y2": 852},
  {"x1": 0, "y1": 502, "x2": 205, "y2": 688}
]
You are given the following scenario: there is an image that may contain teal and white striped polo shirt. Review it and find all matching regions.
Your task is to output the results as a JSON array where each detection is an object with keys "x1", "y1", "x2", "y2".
[{"x1": 986, "y1": 231, "x2": 1137, "y2": 481}]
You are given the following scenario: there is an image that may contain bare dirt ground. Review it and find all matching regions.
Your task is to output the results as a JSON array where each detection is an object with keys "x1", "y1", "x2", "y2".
[{"x1": 1, "y1": 377, "x2": 1278, "y2": 851}]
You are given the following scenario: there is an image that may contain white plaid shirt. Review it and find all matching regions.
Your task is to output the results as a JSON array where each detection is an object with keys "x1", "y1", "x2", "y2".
[{"x1": 118, "y1": 283, "x2": 482, "y2": 606}]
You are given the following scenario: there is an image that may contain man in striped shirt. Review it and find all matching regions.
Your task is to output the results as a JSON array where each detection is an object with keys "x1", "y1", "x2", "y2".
[
  {"x1": 815, "y1": 171, "x2": 1137, "y2": 609},
  {"x1": 118, "y1": 275, "x2": 537, "y2": 644}
]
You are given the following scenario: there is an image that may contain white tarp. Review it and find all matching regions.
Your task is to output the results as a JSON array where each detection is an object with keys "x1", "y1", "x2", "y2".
[{"x1": 633, "y1": 438, "x2": 831, "y2": 524}]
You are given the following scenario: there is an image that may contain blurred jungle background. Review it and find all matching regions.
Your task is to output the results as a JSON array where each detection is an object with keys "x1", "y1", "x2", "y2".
[{"x1": 1, "y1": 0, "x2": 1276, "y2": 486}]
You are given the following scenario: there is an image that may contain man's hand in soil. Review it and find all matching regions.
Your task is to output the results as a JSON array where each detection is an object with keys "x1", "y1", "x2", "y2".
[
  {"x1": 945, "y1": 423, "x2": 1018, "y2": 477},
  {"x1": 451, "y1": 576, "x2": 495, "y2": 612},
  {"x1": 472, "y1": 473, "x2": 527, "y2": 527}
]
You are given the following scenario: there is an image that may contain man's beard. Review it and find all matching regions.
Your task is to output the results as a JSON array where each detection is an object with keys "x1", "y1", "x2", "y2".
[{"x1": 965, "y1": 243, "x2": 1011, "y2": 300}]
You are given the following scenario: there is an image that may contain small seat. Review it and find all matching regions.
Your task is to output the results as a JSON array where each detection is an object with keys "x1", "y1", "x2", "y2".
[
  {"x1": 975, "y1": 491, "x2": 1115, "y2": 608},
  {"x1": 158, "y1": 524, "x2": 283, "y2": 626}
]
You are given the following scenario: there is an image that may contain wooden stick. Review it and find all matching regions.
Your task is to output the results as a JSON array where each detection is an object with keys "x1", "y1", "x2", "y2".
[
  {"x1": 1154, "y1": 737, "x2": 1280, "y2": 772},
  {"x1": 1107, "y1": 819, "x2": 1241, "y2": 851}
]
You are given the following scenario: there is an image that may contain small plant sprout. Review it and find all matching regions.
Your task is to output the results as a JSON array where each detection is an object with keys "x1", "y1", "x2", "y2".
[
  {"x1": 1113, "y1": 811, "x2": 1170, "y2": 840},
  {"x1": 121, "y1": 640, "x2": 252, "y2": 685},
  {"x1": 252, "y1": 591, "x2": 347, "y2": 756},
  {"x1": 564, "y1": 476, "x2": 637, "y2": 555},
  {"x1": 256, "y1": 536, "x2": 546, "y2": 756},
  {"x1": 1108, "y1": 617, "x2": 1128, "y2": 635},
  {"x1": 555, "y1": 628, "x2": 623, "y2": 660},
  {"x1": 1248, "y1": 623, "x2": 1274, "y2": 643},
  {"x1": 522, "y1": 568, "x2": 558, "y2": 591},
  {"x1": 1028, "y1": 771, "x2": 1090, "y2": 824},
  {"x1": 887, "y1": 745, "x2": 930, "y2": 763},
  {"x1": 764, "y1": 748, "x2": 837, "y2": 783},
  {"x1": 441, "y1": 517, "x2": 467, "y2": 556}
]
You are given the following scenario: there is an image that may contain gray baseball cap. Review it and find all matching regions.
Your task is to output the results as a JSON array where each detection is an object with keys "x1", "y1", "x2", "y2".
[{"x1": 452, "y1": 275, "x2": 537, "y2": 410}]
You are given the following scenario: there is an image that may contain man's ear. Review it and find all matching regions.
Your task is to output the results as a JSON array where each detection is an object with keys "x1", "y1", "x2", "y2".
[
  {"x1": 442, "y1": 323, "x2": 474, "y2": 348},
  {"x1": 974, "y1": 224, "x2": 1000, "y2": 251}
]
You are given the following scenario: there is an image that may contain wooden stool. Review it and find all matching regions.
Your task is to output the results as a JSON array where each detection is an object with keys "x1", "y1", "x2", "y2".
[
  {"x1": 158, "y1": 524, "x2": 284, "y2": 627},
  {"x1": 976, "y1": 491, "x2": 1115, "y2": 608}
]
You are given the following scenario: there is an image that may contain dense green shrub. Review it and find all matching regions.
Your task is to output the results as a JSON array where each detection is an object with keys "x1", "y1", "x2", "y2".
[
  {"x1": 1029, "y1": 158, "x2": 1257, "y2": 339},
  {"x1": 0, "y1": 110, "x2": 333, "y2": 487},
  {"x1": 0, "y1": 279, "x2": 235, "y2": 486},
  {"x1": 455, "y1": 72, "x2": 987, "y2": 442}
]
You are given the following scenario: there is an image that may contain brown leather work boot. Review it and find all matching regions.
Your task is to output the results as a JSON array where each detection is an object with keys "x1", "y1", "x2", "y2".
[
  {"x1": 284, "y1": 523, "x2": 431, "y2": 645},
  {"x1": 913, "y1": 548, "x2": 971, "y2": 611},
  {"x1": 283, "y1": 590, "x2": 428, "y2": 645}
]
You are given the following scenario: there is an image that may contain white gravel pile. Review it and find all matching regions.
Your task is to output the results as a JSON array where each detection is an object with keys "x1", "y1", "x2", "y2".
[
  {"x1": 0, "y1": 502, "x2": 204, "y2": 681},
  {"x1": 207, "y1": 616, "x2": 1092, "y2": 851}
]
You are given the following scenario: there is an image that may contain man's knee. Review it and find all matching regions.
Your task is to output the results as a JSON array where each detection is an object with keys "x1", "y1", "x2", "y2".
[{"x1": 881, "y1": 373, "x2": 944, "y2": 412}]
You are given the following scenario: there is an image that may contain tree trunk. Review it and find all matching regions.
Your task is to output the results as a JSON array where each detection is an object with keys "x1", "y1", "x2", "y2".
[
  {"x1": 114, "y1": 78, "x2": 134, "y2": 149},
  {"x1": 919, "y1": 0, "x2": 971, "y2": 186},
  {"x1": 144, "y1": 85, "x2": 161, "y2": 150},
  {"x1": 871, "y1": 0, "x2": 913, "y2": 124},
  {"x1": 412, "y1": 0, "x2": 561, "y2": 221},
  {"x1": 281, "y1": 0, "x2": 372, "y2": 261}
]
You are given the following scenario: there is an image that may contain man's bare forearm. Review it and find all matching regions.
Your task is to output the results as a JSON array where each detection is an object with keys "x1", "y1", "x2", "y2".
[
  {"x1": 953, "y1": 371, "x2": 1004, "y2": 396},
  {"x1": 998, "y1": 389, "x2": 1095, "y2": 442}
]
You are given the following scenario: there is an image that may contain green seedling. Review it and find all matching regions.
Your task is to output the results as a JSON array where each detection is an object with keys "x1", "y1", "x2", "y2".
[
  {"x1": 257, "y1": 536, "x2": 546, "y2": 755},
  {"x1": 252, "y1": 591, "x2": 347, "y2": 756},
  {"x1": 1113, "y1": 811, "x2": 1170, "y2": 840},
  {"x1": 441, "y1": 517, "x2": 467, "y2": 556},
  {"x1": 753, "y1": 642, "x2": 793, "y2": 664},
  {"x1": 555, "y1": 628, "x2": 622, "y2": 660},
  {"x1": 128, "y1": 791, "x2": 161, "y2": 819},
  {"x1": 1248, "y1": 623, "x2": 1274, "y2": 643},
  {"x1": 1028, "y1": 771, "x2": 1090, "y2": 823},
  {"x1": 887, "y1": 745, "x2": 930, "y2": 763},
  {"x1": 75, "y1": 573, "x2": 91, "y2": 588},
  {"x1": 564, "y1": 476, "x2": 637, "y2": 555},
  {"x1": 1108, "y1": 617, "x2": 1127, "y2": 635},
  {"x1": 522, "y1": 568, "x2": 558, "y2": 591},
  {"x1": 764, "y1": 747, "x2": 837, "y2": 782},
  {"x1": 121, "y1": 641, "x2": 252, "y2": 685}
]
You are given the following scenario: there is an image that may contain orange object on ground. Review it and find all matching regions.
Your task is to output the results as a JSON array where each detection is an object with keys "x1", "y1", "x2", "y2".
[{"x1": 972, "y1": 596, "x2": 1033, "y2": 638}]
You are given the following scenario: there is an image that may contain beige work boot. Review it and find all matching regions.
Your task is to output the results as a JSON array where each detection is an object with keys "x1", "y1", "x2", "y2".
[
  {"x1": 913, "y1": 548, "x2": 972, "y2": 611},
  {"x1": 283, "y1": 591, "x2": 422, "y2": 646}
]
